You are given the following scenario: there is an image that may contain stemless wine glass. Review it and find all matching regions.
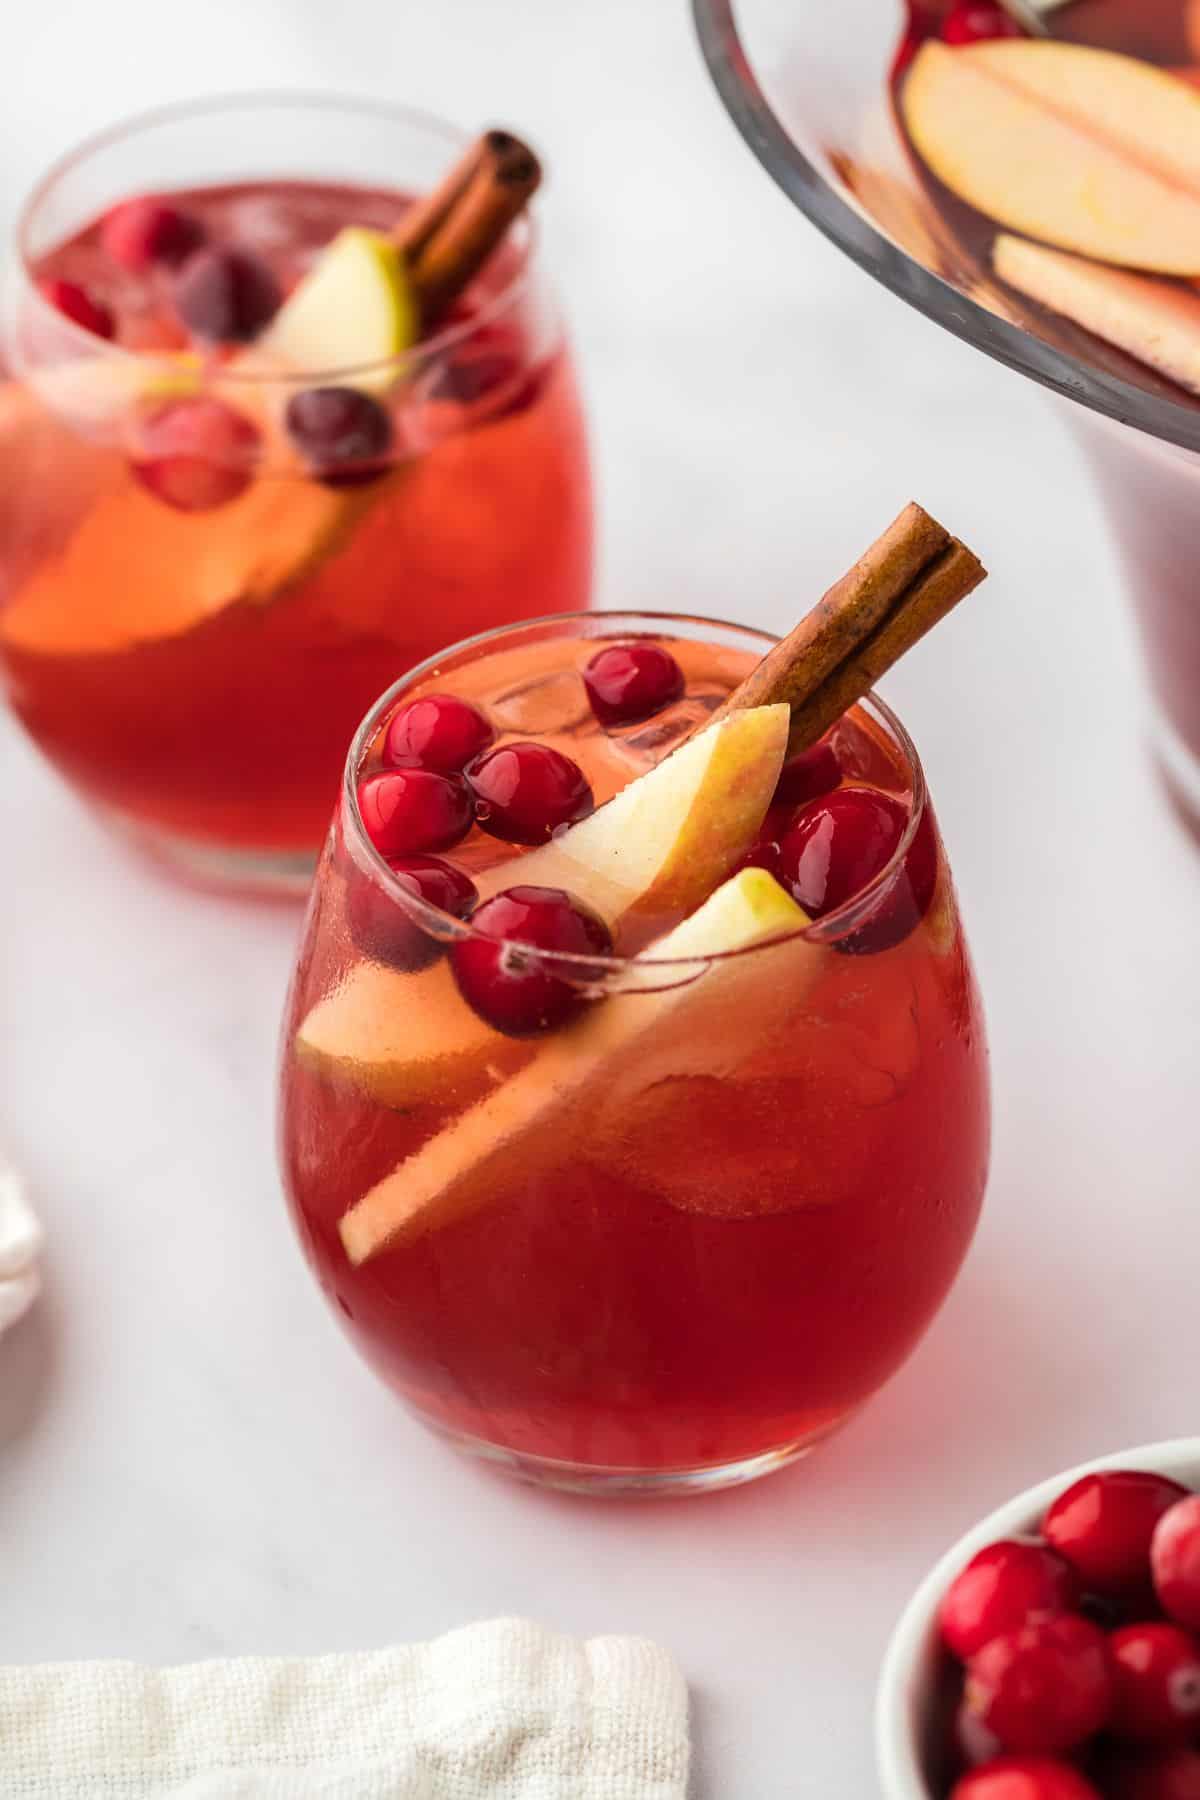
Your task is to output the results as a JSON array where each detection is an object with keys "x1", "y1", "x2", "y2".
[
  {"x1": 278, "y1": 609, "x2": 991, "y2": 1496},
  {"x1": 0, "y1": 95, "x2": 592, "y2": 892},
  {"x1": 693, "y1": 0, "x2": 1200, "y2": 841}
]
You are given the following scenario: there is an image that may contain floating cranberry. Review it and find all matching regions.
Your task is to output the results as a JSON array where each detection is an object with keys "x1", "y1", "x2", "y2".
[
  {"x1": 285, "y1": 385, "x2": 393, "y2": 486},
  {"x1": 101, "y1": 198, "x2": 206, "y2": 272},
  {"x1": 1152, "y1": 1498, "x2": 1200, "y2": 1631},
  {"x1": 40, "y1": 277, "x2": 114, "y2": 341},
  {"x1": 583, "y1": 642, "x2": 685, "y2": 728},
  {"x1": 964, "y1": 1614, "x2": 1112, "y2": 1755},
  {"x1": 357, "y1": 768, "x2": 472, "y2": 857},
  {"x1": 773, "y1": 740, "x2": 842, "y2": 810},
  {"x1": 1044, "y1": 1472, "x2": 1189, "y2": 1603},
  {"x1": 174, "y1": 246, "x2": 281, "y2": 342},
  {"x1": 130, "y1": 397, "x2": 260, "y2": 513},
  {"x1": 348, "y1": 853, "x2": 477, "y2": 972},
  {"x1": 431, "y1": 350, "x2": 521, "y2": 405},
  {"x1": 775, "y1": 784, "x2": 938, "y2": 952},
  {"x1": 451, "y1": 885, "x2": 612, "y2": 1036},
  {"x1": 941, "y1": 1539, "x2": 1082, "y2": 1662},
  {"x1": 1108, "y1": 1623, "x2": 1200, "y2": 1746},
  {"x1": 942, "y1": 1, "x2": 1025, "y2": 44},
  {"x1": 1106, "y1": 1749, "x2": 1200, "y2": 1800},
  {"x1": 468, "y1": 741, "x2": 594, "y2": 844},
  {"x1": 777, "y1": 786, "x2": 906, "y2": 917},
  {"x1": 383, "y1": 693, "x2": 496, "y2": 774},
  {"x1": 950, "y1": 1760, "x2": 1102, "y2": 1800}
]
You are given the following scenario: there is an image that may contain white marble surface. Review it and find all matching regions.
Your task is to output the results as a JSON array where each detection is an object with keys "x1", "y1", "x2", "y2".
[{"x1": 4, "y1": 2, "x2": 1200, "y2": 1795}]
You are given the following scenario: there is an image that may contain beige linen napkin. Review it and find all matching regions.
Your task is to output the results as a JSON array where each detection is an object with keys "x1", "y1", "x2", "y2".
[{"x1": 0, "y1": 1619, "x2": 689, "y2": 1798}]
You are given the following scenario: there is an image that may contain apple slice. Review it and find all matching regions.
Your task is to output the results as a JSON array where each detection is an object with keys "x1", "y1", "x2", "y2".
[
  {"x1": 250, "y1": 227, "x2": 419, "y2": 390},
  {"x1": 903, "y1": 41, "x2": 1200, "y2": 274},
  {"x1": 338, "y1": 866, "x2": 817, "y2": 1264},
  {"x1": 295, "y1": 705, "x2": 790, "y2": 1108},
  {"x1": 491, "y1": 701, "x2": 791, "y2": 923},
  {"x1": 993, "y1": 233, "x2": 1200, "y2": 395}
]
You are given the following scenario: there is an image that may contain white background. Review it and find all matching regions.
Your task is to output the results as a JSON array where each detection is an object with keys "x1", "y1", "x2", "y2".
[{"x1": 3, "y1": 3, "x2": 1199, "y2": 1795}]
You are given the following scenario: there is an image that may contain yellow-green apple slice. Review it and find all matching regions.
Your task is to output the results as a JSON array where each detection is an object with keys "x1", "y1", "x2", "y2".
[
  {"x1": 338, "y1": 866, "x2": 816, "y2": 1263},
  {"x1": 994, "y1": 233, "x2": 1200, "y2": 395},
  {"x1": 294, "y1": 704, "x2": 790, "y2": 1107},
  {"x1": 903, "y1": 41, "x2": 1200, "y2": 273},
  {"x1": 492, "y1": 701, "x2": 791, "y2": 922},
  {"x1": 249, "y1": 227, "x2": 419, "y2": 389}
]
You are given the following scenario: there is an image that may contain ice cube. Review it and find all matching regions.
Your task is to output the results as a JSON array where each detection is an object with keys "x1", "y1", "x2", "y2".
[
  {"x1": 489, "y1": 670, "x2": 591, "y2": 735},
  {"x1": 608, "y1": 691, "x2": 725, "y2": 774}
]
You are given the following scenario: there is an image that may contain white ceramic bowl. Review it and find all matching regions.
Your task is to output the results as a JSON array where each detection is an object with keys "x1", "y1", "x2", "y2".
[{"x1": 876, "y1": 1440, "x2": 1200, "y2": 1798}]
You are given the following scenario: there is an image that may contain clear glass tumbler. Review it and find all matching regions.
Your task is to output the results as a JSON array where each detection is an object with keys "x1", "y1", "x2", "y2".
[
  {"x1": 0, "y1": 95, "x2": 592, "y2": 891},
  {"x1": 277, "y1": 609, "x2": 990, "y2": 1495}
]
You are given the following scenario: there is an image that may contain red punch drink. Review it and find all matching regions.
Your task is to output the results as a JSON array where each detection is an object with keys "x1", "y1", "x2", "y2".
[
  {"x1": 0, "y1": 100, "x2": 591, "y2": 889},
  {"x1": 279, "y1": 517, "x2": 991, "y2": 1495}
]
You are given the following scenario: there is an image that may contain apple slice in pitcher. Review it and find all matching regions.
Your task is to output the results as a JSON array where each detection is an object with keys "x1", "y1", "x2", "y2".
[{"x1": 902, "y1": 41, "x2": 1200, "y2": 274}]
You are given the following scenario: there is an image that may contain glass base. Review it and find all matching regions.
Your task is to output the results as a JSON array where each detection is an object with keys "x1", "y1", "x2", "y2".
[
  {"x1": 423, "y1": 1417, "x2": 843, "y2": 1497},
  {"x1": 106, "y1": 810, "x2": 319, "y2": 898},
  {"x1": 1151, "y1": 710, "x2": 1200, "y2": 847}
]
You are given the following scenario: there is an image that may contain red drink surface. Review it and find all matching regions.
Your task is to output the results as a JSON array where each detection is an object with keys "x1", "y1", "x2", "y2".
[
  {"x1": 0, "y1": 179, "x2": 591, "y2": 856},
  {"x1": 279, "y1": 628, "x2": 990, "y2": 1478}
]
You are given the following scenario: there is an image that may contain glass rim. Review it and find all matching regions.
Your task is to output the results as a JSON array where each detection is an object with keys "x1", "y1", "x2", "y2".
[
  {"x1": 14, "y1": 89, "x2": 540, "y2": 387},
  {"x1": 691, "y1": 0, "x2": 1200, "y2": 459},
  {"x1": 341, "y1": 607, "x2": 931, "y2": 971}
]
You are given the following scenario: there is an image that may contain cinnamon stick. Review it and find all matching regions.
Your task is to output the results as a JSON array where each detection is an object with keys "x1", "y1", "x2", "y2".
[
  {"x1": 405, "y1": 129, "x2": 542, "y2": 326},
  {"x1": 394, "y1": 137, "x2": 486, "y2": 263},
  {"x1": 712, "y1": 502, "x2": 986, "y2": 752}
]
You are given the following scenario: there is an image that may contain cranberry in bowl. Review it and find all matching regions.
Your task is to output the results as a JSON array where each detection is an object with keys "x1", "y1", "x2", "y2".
[{"x1": 876, "y1": 1440, "x2": 1200, "y2": 1800}]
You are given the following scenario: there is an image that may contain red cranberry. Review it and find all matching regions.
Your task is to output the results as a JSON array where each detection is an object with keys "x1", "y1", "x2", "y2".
[
  {"x1": 955, "y1": 1695, "x2": 1005, "y2": 1768},
  {"x1": 284, "y1": 385, "x2": 393, "y2": 487},
  {"x1": 1044, "y1": 1472, "x2": 1189, "y2": 1603},
  {"x1": 1152, "y1": 1498, "x2": 1200, "y2": 1631},
  {"x1": 775, "y1": 784, "x2": 937, "y2": 952},
  {"x1": 101, "y1": 198, "x2": 206, "y2": 272},
  {"x1": 942, "y1": 1, "x2": 1025, "y2": 44},
  {"x1": 174, "y1": 247, "x2": 281, "y2": 343},
  {"x1": 1109, "y1": 1623, "x2": 1200, "y2": 1745},
  {"x1": 773, "y1": 740, "x2": 842, "y2": 809},
  {"x1": 583, "y1": 642, "x2": 685, "y2": 728},
  {"x1": 383, "y1": 693, "x2": 495, "y2": 774},
  {"x1": 941, "y1": 1539, "x2": 1082, "y2": 1662},
  {"x1": 468, "y1": 741, "x2": 594, "y2": 845},
  {"x1": 1106, "y1": 1750, "x2": 1200, "y2": 1800},
  {"x1": 950, "y1": 1761, "x2": 1101, "y2": 1800},
  {"x1": 357, "y1": 768, "x2": 472, "y2": 857},
  {"x1": 40, "y1": 278, "x2": 114, "y2": 341},
  {"x1": 348, "y1": 853, "x2": 477, "y2": 972},
  {"x1": 130, "y1": 397, "x2": 260, "y2": 512},
  {"x1": 776, "y1": 787, "x2": 906, "y2": 917},
  {"x1": 964, "y1": 1614, "x2": 1112, "y2": 1754},
  {"x1": 451, "y1": 885, "x2": 613, "y2": 1036},
  {"x1": 431, "y1": 350, "x2": 521, "y2": 405}
]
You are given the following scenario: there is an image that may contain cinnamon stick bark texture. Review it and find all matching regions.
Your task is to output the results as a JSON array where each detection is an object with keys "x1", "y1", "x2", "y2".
[
  {"x1": 404, "y1": 130, "x2": 542, "y2": 326},
  {"x1": 711, "y1": 502, "x2": 985, "y2": 753},
  {"x1": 394, "y1": 138, "x2": 486, "y2": 263}
]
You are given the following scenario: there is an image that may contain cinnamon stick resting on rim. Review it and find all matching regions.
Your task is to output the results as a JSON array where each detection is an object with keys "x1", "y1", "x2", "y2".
[
  {"x1": 711, "y1": 501, "x2": 986, "y2": 752},
  {"x1": 396, "y1": 129, "x2": 542, "y2": 327}
]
